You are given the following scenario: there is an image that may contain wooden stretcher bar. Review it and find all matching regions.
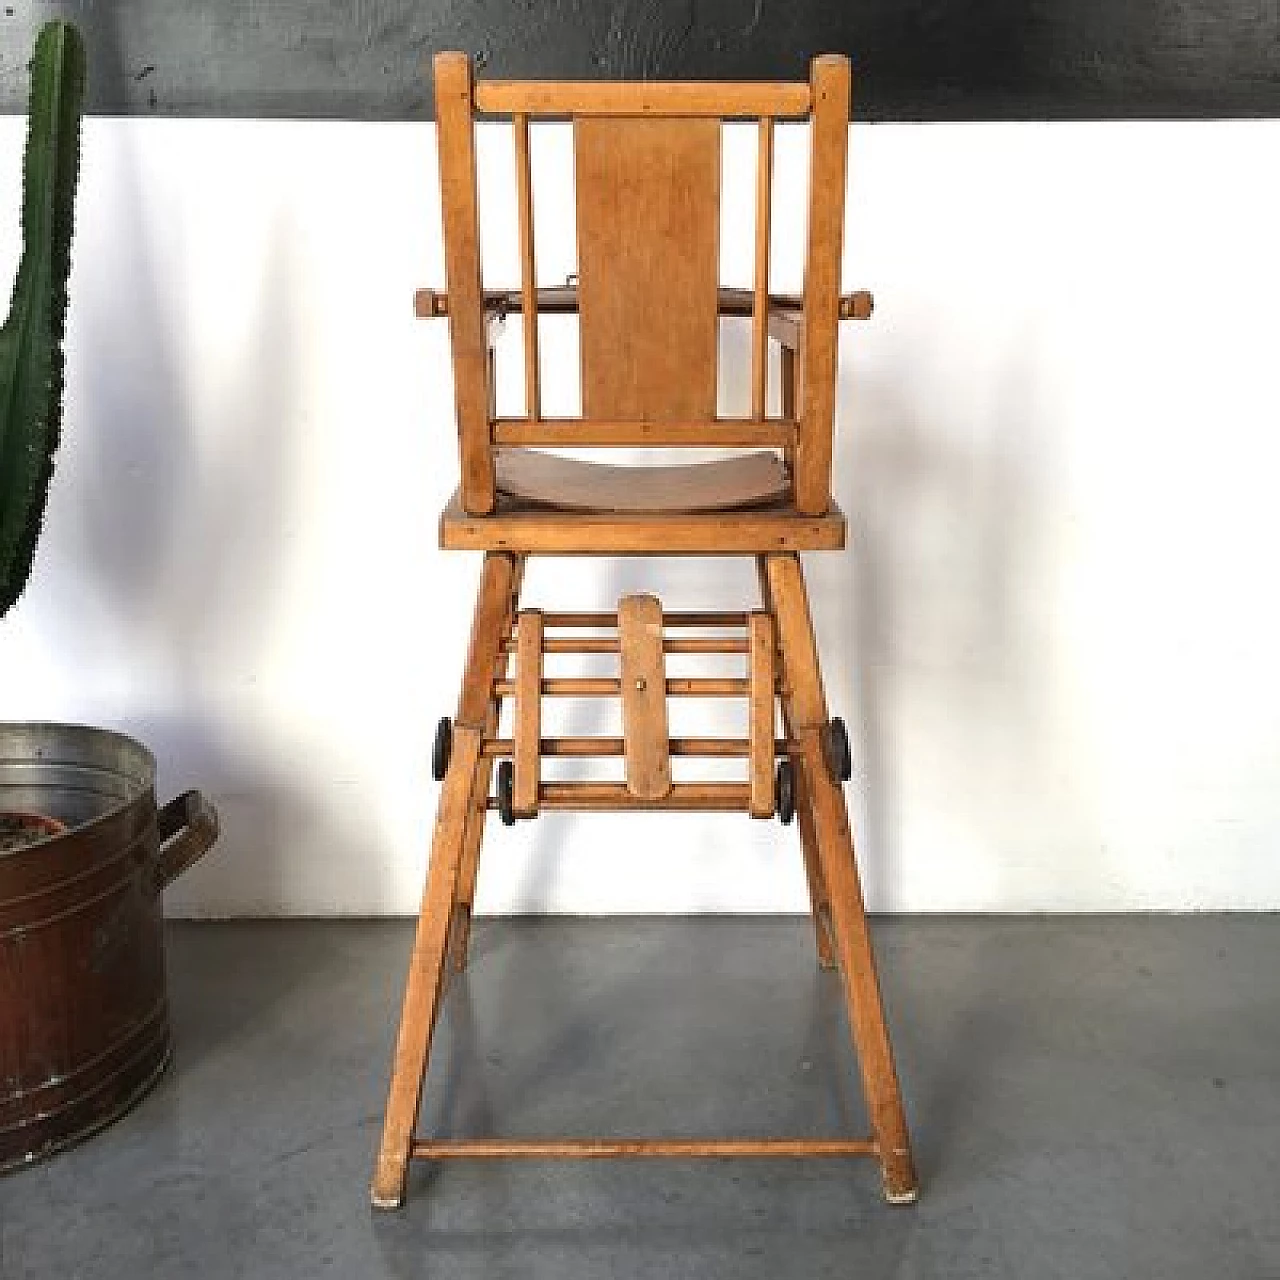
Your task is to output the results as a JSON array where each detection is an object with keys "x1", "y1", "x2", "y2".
[
  {"x1": 492, "y1": 676, "x2": 756, "y2": 697},
  {"x1": 501, "y1": 635, "x2": 749, "y2": 654},
  {"x1": 413, "y1": 1136, "x2": 877, "y2": 1159},
  {"x1": 490, "y1": 782, "x2": 750, "y2": 811},
  {"x1": 480, "y1": 737, "x2": 789, "y2": 758},
  {"x1": 543, "y1": 611, "x2": 748, "y2": 628}
]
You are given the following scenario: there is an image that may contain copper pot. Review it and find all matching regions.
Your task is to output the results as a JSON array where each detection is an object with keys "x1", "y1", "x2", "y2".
[{"x1": 0, "y1": 723, "x2": 218, "y2": 1172}]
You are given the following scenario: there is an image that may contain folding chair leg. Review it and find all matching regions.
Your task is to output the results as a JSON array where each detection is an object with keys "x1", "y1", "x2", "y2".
[
  {"x1": 372, "y1": 553, "x2": 520, "y2": 1209},
  {"x1": 449, "y1": 556, "x2": 527, "y2": 972},
  {"x1": 371, "y1": 725, "x2": 483, "y2": 1208},
  {"x1": 764, "y1": 552, "x2": 918, "y2": 1204},
  {"x1": 757, "y1": 557, "x2": 835, "y2": 969},
  {"x1": 793, "y1": 766, "x2": 838, "y2": 970},
  {"x1": 447, "y1": 758, "x2": 492, "y2": 974}
]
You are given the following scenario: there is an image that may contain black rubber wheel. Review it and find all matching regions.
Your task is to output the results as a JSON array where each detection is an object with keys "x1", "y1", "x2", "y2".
[
  {"x1": 431, "y1": 717, "x2": 453, "y2": 782},
  {"x1": 497, "y1": 759, "x2": 516, "y2": 826},
  {"x1": 776, "y1": 759, "x2": 795, "y2": 825},
  {"x1": 822, "y1": 716, "x2": 852, "y2": 783}
]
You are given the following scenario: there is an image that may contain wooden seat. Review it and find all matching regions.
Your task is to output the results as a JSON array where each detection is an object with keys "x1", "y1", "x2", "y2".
[
  {"x1": 494, "y1": 449, "x2": 790, "y2": 513},
  {"x1": 440, "y1": 487, "x2": 845, "y2": 554},
  {"x1": 372, "y1": 51, "x2": 918, "y2": 1218}
]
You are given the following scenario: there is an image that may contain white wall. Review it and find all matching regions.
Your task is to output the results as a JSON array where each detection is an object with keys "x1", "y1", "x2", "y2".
[{"x1": 1, "y1": 116, "x2": 1278, "y2": 914}]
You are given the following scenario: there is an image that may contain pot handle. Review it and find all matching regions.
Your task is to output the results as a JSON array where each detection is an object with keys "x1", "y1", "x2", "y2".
[{"x1": 155, "y1": 790, "x2": 220, "y2": 890}]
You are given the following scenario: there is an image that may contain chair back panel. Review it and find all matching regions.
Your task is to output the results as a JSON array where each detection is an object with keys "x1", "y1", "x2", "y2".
[
  {"x1": 574, "y1": 116, "x2": 721, "y2": 422},
  {"x1": 432, "y1": 53, "x2": 850, "y2": 518}
]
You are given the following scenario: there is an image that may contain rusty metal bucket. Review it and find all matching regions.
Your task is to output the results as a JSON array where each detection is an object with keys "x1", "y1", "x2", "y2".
[{"x1": 0, "y1": 723, "x2": 218, "y2": 1172}]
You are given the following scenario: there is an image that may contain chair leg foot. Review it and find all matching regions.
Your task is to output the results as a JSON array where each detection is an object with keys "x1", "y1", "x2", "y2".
[
  {"x1": 879, "y1": 1137, "x2": 920, "y2": 1204},
  {"x1": 370, "y1": 1170, "x2": 406, "y2": 1212}
]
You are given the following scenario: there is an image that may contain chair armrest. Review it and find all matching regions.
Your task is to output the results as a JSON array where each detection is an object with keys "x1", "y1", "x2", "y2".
[
  {"x1": 415, "y1": 288, "x2": 507, "y2": 348},
  {"x1": 767, "y1": 291, "x2": 873, "y2": 352}
]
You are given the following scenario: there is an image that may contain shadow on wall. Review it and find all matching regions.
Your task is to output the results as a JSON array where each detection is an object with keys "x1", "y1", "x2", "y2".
[
  {"x1": 826, "y1": 327, "x2": 1110, "y2": 908},
  {"x1": 830, "y1": 324, "x2": 1111, "y2": 1176},
  {"x1": 125, "y1": 233, "x2": 354, "y2": 917},
  {"x1": 34, "y1": 2, "x2": 365, "y2": 918},
  {"x1": 43, "y1": 7, "x2": 185, "y2": 641}
]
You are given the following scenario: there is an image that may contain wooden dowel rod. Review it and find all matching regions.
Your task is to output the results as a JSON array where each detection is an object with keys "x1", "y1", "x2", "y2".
[
  {"x1": 542, "y1": 611, "x2": 749, "y2": 628},
  {"x1": 492, "y1": 677, "x2": 755, "y2": 698},
  {"x1": 500, "y1": 636, "x2": 748, "y2": 654},
  {"x1": 752, "y1": 117, "x2": 773, "y2": 422},
  {"x1": 481, "y1": 736, "x2": 790, "y2": 758},
  {"x1": 513, "y1": 112, "x2": 541, "y2": 423},
  {"x1": 489, "y1": 782, "x2": 751, "y2": 811},
  {"x1": 412, "y1": 1136, "x2": 877, "y2": 1159}
]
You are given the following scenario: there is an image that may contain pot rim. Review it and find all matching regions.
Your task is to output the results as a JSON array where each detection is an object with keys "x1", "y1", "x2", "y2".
[{"x1": 0, "y1": 722, "x2": 158, "y2": 857}]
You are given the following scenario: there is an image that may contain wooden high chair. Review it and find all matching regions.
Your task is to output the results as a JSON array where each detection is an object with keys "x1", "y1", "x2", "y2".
[{"x1": 371, "y1": 51, "x2": 918, "y2": 1211}]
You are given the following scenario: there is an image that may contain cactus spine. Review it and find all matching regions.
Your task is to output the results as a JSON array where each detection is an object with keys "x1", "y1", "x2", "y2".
[{"x1": 0, "y1": 21, "x2": 85, "y2": 616}]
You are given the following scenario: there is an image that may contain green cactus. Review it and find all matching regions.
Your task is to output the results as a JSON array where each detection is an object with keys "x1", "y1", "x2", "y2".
[{"x1": 0, "y1": 21, "x2": 85, "y2": 616}]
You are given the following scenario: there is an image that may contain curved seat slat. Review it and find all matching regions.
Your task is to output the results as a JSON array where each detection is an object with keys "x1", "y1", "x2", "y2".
[{"x1": 494, "y1": 449, "x2": 790, "y2": 514}]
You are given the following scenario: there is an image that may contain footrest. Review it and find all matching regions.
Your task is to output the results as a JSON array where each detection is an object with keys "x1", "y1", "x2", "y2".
[{"x1": 618, "y1": 594, "x2": 673, "y2": 800}]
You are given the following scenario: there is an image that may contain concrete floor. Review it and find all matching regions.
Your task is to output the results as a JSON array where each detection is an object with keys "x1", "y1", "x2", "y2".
[{"x1": 0, "y1": 917, "x2": 1276, "y2": 1279}]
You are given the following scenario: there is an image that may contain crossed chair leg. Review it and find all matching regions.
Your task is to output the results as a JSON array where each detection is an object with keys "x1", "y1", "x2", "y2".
[{"x1": 370, "y1": 550, "x2": 917, "y2": 1210}]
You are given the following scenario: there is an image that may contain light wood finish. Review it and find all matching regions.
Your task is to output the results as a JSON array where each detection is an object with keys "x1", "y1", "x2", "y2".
[
  {"x1": 414, "y1": 1136, "x2": 876, "y2": 1159},
  {"x1": 415, "y1": 284, "x2": 872, "y2": 321},
  {"x1": 543, "y1": 610, "x2": 748, "y2": 628},
  {"x1": 503, "y1": 635, "x2": 747, "y2": 655},
  {"x1": 491, "y1": 418, "x2": 793, "y2": 449},
  {"x1": 475, "y1": 79, "x2": 811, "y2": 119},
  {"x1": 494, "y1": 450, "x2": 790, "y2": 514},
  {"x1": 618, "y1": 594, "x2": 672, "y2": 801},
  {"x1": 449, "y1": 556, "x2": 526, "y2": 972},
  {"x1": 575, "y1": 116, "x2": 721, "y2": 422},
  {"x1": 455, "y1": 554, "x2": 520, "y2": 727},
  {"x1": 440, "y1": 491, "x2": 845, "y2": 554},
  {"x1": 747, "y1": 612, "x2": 776, "y2": 818},
  {"x1": 756, "y1": 556, "x2": 832, "y2": 968},
  {"x1": 513, "y1": 113, "x2": 541, "y2": 422},
  {"x1": 433, "y1": 52, "x2": 494, "y2": 515},
  {"x1": 504, "y1": 782, "x2": 750, "y2": 812},
  {"x1": 493, "y1": 676, "x2": 753, "y2": 698},
  {"x1": 371, "y1": 721, "x2": 482, "y2": 1210},
  {"x1": 371, "y1": 552, "x2": 517, "y2": 1209},
  {"x1": 513, "y1": 609, "x2": 543, "y2": 817},
  {"x1": 752, "y1": 118, "x2": 774, "y2": 422},
  {"x1": 795, "y1": 54, "x2": 851, "y2": 515},
  {"x1": 764, "y1": 552, "x2": 918, "y2": 1203},
  {"x1": 481, "y1": 736, "x2": 787, "y2": 758},
  {"x1": 376, "y1": 60, "x2": 916, "y2": 1216}
]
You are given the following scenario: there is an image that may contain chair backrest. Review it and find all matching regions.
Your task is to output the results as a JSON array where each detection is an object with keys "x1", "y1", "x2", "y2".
[{"x1": 433, "y1": 52, "x2": 851, "y2": 517}]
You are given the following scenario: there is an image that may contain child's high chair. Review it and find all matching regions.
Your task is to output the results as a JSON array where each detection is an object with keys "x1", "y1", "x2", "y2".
[{"x1": 371, "y1": 51, "x2": 918, "y2": 1211}]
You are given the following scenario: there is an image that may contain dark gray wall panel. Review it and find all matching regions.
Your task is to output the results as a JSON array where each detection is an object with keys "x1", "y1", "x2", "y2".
[{"x1": 3, "y1": 0, "x2": 1280, "y2": 119}]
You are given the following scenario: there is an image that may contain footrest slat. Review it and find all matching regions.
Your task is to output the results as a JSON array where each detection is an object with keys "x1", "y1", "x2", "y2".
[{"x1": 618, "y1": 594, "x2": 673, "y2": 800}]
